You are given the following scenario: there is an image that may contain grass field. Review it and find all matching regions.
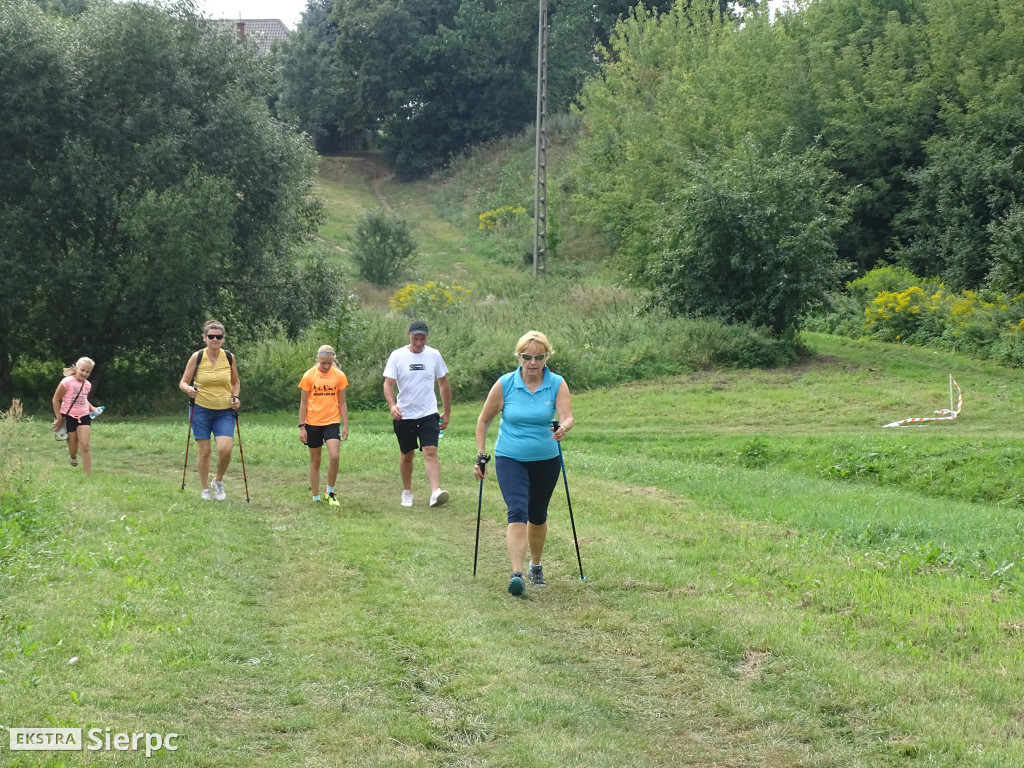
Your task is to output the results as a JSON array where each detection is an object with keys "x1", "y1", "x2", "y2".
[{"x1": 3, "y1": 332, "x2": 1024, "y2": 767}]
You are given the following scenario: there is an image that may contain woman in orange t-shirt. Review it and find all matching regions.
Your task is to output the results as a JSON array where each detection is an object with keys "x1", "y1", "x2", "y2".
[{"x1": 298, "y1": 345, "x2": 349, "y2": 504}]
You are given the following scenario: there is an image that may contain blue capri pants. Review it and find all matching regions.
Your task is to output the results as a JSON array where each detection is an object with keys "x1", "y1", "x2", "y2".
[{"x1": 495, "y1": 455, "x2": 562, "y2": 526}]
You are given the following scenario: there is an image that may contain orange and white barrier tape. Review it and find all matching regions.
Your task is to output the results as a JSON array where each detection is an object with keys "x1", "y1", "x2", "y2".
[{"x1": 883, "y1": 375, "x2": 962, "y2": 428}]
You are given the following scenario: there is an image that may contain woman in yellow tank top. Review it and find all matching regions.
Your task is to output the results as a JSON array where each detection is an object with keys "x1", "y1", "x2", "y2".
[{"x1": 178, "y1": 320, "x2": 240, "y2": 501}]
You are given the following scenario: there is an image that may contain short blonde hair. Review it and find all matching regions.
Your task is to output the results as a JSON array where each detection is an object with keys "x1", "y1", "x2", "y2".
[{"x1": 514, "y1": 331, "x2": 553, "y2": 357}]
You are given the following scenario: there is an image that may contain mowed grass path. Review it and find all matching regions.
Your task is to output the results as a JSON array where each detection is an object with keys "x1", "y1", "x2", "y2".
[{"x1": 4, "y1": 335, "x2": 1024, "y2": 766}]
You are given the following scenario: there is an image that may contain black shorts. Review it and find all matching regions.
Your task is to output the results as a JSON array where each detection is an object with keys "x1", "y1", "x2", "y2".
[
  {"x1": 393, "y1": 415, "x2": 441, "y2": 454},
  {"x1": 64, "y1": 414, "x2": 92, "y2": 433},
  {"x1": 305, "y1": 423, "x2": 341, "y2": 449}
]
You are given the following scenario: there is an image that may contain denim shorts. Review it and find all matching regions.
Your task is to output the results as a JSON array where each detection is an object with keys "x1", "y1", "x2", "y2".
[
  {"x1": 191, "y1": 404, "x2": 235, "y2": 440},
  {"x1": 495, "y1": 455, "x2": 562, "y2": 526}
]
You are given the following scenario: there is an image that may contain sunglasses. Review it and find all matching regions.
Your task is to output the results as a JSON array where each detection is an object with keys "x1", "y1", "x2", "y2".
[
  {"x1": 519, "y1": 353, "x2": 548, "y2": 362},
  {"x1": 207, "y1": 334, "x2": 224, "y2": 340}
]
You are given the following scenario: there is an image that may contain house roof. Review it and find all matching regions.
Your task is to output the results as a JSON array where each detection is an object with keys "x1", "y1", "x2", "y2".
[{"x1": 223, "y1": 19, "x2": 291, "y2": 57}]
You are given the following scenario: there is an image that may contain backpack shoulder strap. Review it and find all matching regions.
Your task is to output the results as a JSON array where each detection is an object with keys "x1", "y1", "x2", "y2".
[{"x1": 190, "y1": 349, "x2": 204, "y2": 389}]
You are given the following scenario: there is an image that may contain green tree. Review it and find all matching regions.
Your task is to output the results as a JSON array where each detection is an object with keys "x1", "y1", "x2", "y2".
[
  {"x1": 891, "y1": 0, "x2": 1024, "y2": 288},
  {"x1": 573, "y1": 0, "x2": 789, "y2": 276},
  {"x1": 644, "y1": 140, "x2": 848, "y2": 335},
  {"x1": 322, "y1": 0, "x2": 640, "y2": 177},
  {"x1": 383, "y1": 0, "x2": 537, "y2": 177},
  {"x1": 0, "y1": 1, "x2": 327, "y2": 396},
  {"x1": 573, "y1": 0, "x2": 1024, "y2": 294},
  {"x1": 276, "y1": 0, "x2": 357, "y2": 145},
  {"x1": 0, "y1": 3, "x2": 75, "y2": 392},
  {"x1": 988, "y1": 203, "x2": 1024, "y2": 293},
  {"x1": 32, "y1": 0, "x2": 90, "y2": 16},
  {"x1": 897, "y1": 136, "x2": 1023, "y2": 289},
  {"x1": 800, "y1": 0, "x2": 938, "y2": 273}
]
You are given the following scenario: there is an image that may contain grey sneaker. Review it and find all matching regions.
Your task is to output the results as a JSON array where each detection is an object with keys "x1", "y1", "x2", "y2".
[
  {"x1": 201, "y1": 488, "x2": 212, "y2": 501},
  {"x1": 528, "y1": 564, "x2": 546, "y2": 587},
  {"x1": 401, "y1": 490, "x2": 414, "y2": 507},
  {"x1": 211, "y1": 479, "x2": 226, "y2": 501},
  {"x1": 508, "y1": 571, "x2": 525, "y2": 596},
  {"x1": 429, "y1": 488, "x2": 449, "y2": 508}
]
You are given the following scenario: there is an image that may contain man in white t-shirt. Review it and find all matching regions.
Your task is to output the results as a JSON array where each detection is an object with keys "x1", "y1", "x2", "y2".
[{"x1": 383, "y1": 320, "x2": 452, "y2": 508}]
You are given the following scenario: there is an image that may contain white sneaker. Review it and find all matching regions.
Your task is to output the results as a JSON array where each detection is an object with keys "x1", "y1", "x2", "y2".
[
  {"x1": 201, "y1": 488, "x2": 212, "y2": 501},
  {"x1": 429, "y1": 488, "x2": 449, "y2": 508},
  {"x1": 211, "y1": 479, "x2": 226, "y2": 501},
  {"x1": 401, "y1": 490, "x2": 414, "y2": 507}
]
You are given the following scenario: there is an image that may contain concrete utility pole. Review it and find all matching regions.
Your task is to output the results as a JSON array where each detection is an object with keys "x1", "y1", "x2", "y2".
[{"x1": 532, "y1": 0, "x2": 548, "y2": 277}]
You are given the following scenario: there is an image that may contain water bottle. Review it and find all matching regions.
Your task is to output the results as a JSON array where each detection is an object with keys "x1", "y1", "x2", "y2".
[
  {"x1": 89, "y1": 406, "x2": 105, "y2": 419},
  {"x1": 438, "y1": 414, "x2": 444, "y2": 439}
]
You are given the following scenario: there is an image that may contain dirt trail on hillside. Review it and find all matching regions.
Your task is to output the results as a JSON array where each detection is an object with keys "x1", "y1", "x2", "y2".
[
  {"x1": 370, "y1": 170, "x2": 394, "y2": 212},
  {"x1": 318, "y1": 154, "x2": 394, "y2": 211}
]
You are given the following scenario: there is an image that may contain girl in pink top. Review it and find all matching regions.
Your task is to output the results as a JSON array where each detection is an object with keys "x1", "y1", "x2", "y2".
[{"x1": 51, "y1": 357, "x2": 101, "y2": 475}]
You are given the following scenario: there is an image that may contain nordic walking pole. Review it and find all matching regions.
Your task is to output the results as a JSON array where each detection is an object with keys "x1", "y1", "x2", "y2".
[
  {"x1": 474, "y1": 479, "x2": 483, "y2": 576},
  {"x1": 554, "y1": 421, "x2": 585, "y2": 581},
  {"x1": 181, "y1": 400, "x2": 195, "y2": 490},
  {"x1": 234, "y1": 411, "x2": 251, "y2": 503},
  {"x1": 473, "y1": 453, "x2": 490, "y2": 576}
]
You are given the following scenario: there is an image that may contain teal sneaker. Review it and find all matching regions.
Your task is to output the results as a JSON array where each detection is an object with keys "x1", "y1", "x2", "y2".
[{"x1": 508, "y1": 571, "x2": 525, "y2": 596}]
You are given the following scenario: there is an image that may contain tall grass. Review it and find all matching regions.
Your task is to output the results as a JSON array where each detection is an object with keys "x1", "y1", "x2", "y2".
[
  {"x1": 0, "y1": 399, "x2": 60, "y2": 576},
  {"x1": 235, "y1": 275, "x2": 797, "y2": 411}
]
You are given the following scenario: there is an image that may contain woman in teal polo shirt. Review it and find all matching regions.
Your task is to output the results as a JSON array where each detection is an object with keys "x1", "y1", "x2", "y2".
[{"x1": 474, "y1": 331, "x2": 574, "y2": 595}]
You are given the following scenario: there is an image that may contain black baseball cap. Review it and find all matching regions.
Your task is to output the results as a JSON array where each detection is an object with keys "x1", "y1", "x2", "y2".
[{"x1": 408, "y1": 320, "x2": 429, "y2": 334}]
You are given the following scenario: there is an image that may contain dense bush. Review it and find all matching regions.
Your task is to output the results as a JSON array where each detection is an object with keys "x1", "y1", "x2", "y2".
[
  {"x1": 809, "y1": 266, "x2": 1024, "y2": 364},
  {"x1": 348, "y1": 210, "x2": 417, "y2": 286},
  {"x1": 389, "y1": 282, "x2": 472, "y2": 318},
  {"x1": 846, "y1": 266, "x2": 940, "y2": 306}
]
